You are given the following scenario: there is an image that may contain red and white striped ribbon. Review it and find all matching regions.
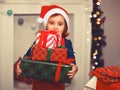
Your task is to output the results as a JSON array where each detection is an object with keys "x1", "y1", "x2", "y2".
[
  {"x1": 46, "y1": 33, "x2": 61, "y2": 49},
  {"x1": 35, "y1": 32, "x2": 41, "y2": 45}
]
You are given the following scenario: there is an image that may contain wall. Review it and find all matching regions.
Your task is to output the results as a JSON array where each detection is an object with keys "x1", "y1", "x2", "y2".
[
  {"x1": 0, "y1": 0, "x2": 92, "y2": 90},
  {"x1": 101, "y1": 0, "x2": 120, "y2": 67}
]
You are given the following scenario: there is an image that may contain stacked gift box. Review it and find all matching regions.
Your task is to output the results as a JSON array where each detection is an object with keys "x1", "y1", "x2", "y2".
[
  {"x1": 20, "y1": 30, "x2": 74, "y2": 83},
  {"x1": 31, "y1": 46, "x2": 68, "y2": 62},
  {"x1": 20, "y1": 58, "x2": 72, "y2": 83}
]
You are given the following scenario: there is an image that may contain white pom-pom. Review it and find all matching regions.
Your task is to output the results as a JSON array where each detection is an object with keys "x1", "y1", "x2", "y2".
[{"x1": 37, "y1": 18, "x2": 43, "y2": 23}]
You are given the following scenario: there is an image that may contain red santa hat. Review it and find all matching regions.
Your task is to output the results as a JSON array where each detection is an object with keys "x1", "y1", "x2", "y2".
[{"x1": 37, "y1": 5, "x2": 70, "y2": 32}]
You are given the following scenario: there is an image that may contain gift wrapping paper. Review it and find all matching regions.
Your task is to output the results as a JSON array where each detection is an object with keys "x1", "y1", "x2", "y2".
[
  {"x1": 31, "y1": 46, "x2": 67, "y2": 62},
  {"x1": 20, "y1": 59, "x2": 72, "y2": 83},
  {"x1": 35, "y1": 30, "x2": 62, "y2": 49}
]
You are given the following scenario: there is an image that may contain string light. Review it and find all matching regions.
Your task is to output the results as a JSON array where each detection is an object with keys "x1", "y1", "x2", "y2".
[
  {"x1": 98, "y1": 36, "x2": 102, "y2": 40},
  {"x1": 92, "y1": 65, "x2": 95, "y2": 69},
  {"x1": 96, "y1": 43, "x2": 100, "y2": 46},
  {"x1": 93, "y1": 55, "x2": 97, "y2": 59},
  {"x1": 93, "y1": 14, "x2": 97, "y2": 18},
  {"x1": 96, "y1": 21, "x2": 100, "y2": 25},
  {"x1": 96, "y1": 11, "x2": 100, "y2": 15},
  {"x1": 94, "y1": 37, "x2": 97, "y2": 41},
  {"x1": 90, "y1": 15, "x2": 92, "y2": 18},
  {"x1": 96, "y1": 1, "x2": 101, "y2": 5},
  {"x1": 97, "y1": 18, "x2": 101, "y2": 22},
  {"x1": 95, "y1": 62, "x2": 98, "y2": 65},
  {"x1": 93, "y1": 50, "x2": 98, "y2": 56}
]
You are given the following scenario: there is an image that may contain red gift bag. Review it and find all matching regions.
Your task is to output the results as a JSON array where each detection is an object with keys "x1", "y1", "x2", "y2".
[{"x1": 96, "y1": 79, "x2": 120, "y2": 90}]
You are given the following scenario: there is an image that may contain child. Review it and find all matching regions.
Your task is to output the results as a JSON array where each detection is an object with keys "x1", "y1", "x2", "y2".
[{"x1": 17, "y1": 5, "x2": 78, "y2": 90}]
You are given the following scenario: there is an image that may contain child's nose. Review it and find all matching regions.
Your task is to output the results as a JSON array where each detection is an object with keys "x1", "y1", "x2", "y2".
[{"x1": 54, "y1": 24, "x2": 58, "y2": 29}]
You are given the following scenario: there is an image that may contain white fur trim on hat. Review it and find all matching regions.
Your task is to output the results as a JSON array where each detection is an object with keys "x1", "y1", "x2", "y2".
[{"x1": 37, "y1": 17, "x2": 43, "y2": 23}]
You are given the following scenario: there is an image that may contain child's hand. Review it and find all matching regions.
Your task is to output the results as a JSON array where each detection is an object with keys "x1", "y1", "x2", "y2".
[
  {"x1": 16, "y1": 60, "x2": 22, "y2": 77},
  {"x1": 67, "y1": 63, "x2": 78, "y2": 79}
]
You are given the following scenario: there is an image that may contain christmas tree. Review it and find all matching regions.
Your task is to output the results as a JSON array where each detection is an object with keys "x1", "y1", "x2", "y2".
[{"x1": 91, "y1": 0, "x2": 107, "y2": 69}]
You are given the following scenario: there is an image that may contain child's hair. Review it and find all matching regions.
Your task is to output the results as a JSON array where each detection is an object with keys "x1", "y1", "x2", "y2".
[{"x1": 46, "y1": 13, "x2": 69, "y2": 38}]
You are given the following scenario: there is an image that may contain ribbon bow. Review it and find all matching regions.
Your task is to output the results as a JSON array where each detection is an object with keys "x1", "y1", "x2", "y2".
[{"x1": 35, "y1": 30, "x2": 62, "y2": 49}]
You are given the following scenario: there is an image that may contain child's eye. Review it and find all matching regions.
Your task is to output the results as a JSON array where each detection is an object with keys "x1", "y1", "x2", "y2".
[
  {"x1": 58, "y1": 23, "x2": 63, "y2": 26},
  {"x1": 50, "y1": 22, "x2": 54, "y2": 25},
  {"x1": 48, "y1": 21, "x2": 54, "y2": 25}
]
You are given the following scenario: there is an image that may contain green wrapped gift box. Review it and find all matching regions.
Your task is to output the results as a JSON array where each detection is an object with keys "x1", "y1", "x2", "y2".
[{"x1": 20, "y1": 59, "x2": 72, "y2": 83}]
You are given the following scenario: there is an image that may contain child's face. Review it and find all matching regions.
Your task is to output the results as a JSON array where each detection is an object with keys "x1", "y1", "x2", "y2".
[{"x1": 46, "y1": 14, "x2": 65, "y2": 34}]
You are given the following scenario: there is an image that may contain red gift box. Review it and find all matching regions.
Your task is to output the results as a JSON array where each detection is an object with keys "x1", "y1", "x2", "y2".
[
  {"x1": 50, "y1": 47, "x2": 67, "y2": 62},
  {"x1": 35, "y1": 30, "x2": 62, "y2": 49},
  {"x1": 31, "y1": 46, "x2": 68, "y2": 62},
  {"x1": 31, "y1": 46, "x2": 47, "y2": 61}
]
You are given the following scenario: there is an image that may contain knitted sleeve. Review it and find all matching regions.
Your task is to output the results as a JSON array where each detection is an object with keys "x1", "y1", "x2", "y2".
[{"x1": 65, "y1": 39, "x2": 76, "y2": 64}]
